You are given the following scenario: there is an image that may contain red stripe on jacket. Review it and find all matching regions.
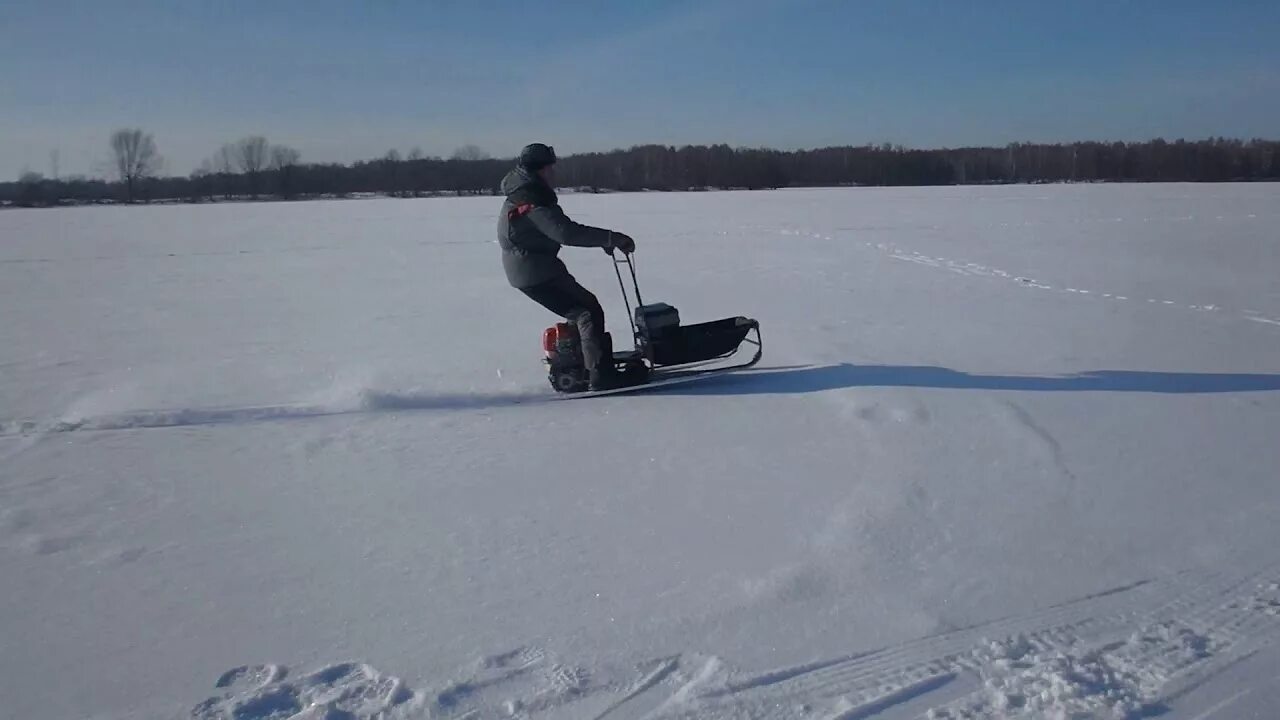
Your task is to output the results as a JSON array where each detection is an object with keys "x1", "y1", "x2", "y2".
[{"x1": 507, "y1": 203, "x2": 535, "y2": 221}]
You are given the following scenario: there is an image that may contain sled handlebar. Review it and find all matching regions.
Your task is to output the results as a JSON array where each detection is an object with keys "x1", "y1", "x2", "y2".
[{"x1": 610, "y1": 250, "x2": 642, "y2": 341}]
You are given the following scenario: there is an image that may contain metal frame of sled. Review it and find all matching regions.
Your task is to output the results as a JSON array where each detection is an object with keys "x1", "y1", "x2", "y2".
[
  {"x1": 541, "y1": 251, "x2": 763, "y2": 394},
  {"x1": 608, "y1": 251, "x2": 762, "y2": 374}
]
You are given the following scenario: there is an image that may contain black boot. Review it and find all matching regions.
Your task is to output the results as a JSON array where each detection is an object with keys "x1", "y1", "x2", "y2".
[
  {"x1": 586, "y1": 332, "x2": 616, "y2": 391},
  {"x1": 589, "y1": 362, "x2": 649, "y2": 391},
  {"x1": 589, "y1": 365, "x2": 622, "y2": 391}
]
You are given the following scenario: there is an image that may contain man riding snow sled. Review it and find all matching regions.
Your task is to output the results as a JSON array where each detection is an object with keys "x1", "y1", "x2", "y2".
[{"x1": 497, "y1": 143, "x2": 647, "y2": 392}]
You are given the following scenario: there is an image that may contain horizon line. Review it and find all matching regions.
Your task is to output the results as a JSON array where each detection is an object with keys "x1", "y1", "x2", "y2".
[{"x1": 10, "y1": 133, "x2": 1279, "y2": 184}]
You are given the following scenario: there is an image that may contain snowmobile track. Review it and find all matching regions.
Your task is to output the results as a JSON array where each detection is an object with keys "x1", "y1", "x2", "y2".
[
  {"x1": 639, "y1": 564, "x2": 1280, "y2": 719},
  {"x1": 187, "y1": 563, "x2": 1280, "y2": 719}
]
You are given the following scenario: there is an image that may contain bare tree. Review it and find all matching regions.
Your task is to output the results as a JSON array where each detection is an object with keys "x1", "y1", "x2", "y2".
[
  {"x1": 236, "y1": 136, "x2": 269, "y2": 198},
  {"x1": 188, "y1": 165, "x2": 215, "y2": 203},
  {"x1": 212, "y1": 144, "x2": 233, "y2": 174},
  {"x1": 451, "y1": 144, "x2": 490, "y2": 161},
  {"x1": 406, "y1": 147, "x2": 428, "y2": 196},
  {"x1": 214, "y1": 144, "x2": 237, "y2": 175},
  {"x1": 270, "y1": 144, "x2": 301, "y2": 199},
  {"x1": 16, "y1": 170, "x2": 47, "y2": 206},
  {"x1": 379, "y1": 149, "x2": 405, "y2": 196},
  {"x1": 204, "y1": 144, "x2": 237, "y2": 199},
  {"x1": 110, "y1": 128, "x2": 161, "y2": 202},
  {"x1": 236, "y1": 136, "x2": 269, "y2": 173},
  {"x1": 271, "y1": 144, "x2": 300, "y2": 169}
]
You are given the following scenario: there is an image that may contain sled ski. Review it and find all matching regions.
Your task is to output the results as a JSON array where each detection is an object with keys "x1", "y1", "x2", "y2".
[{"x1": 551, "y1": 345, "x2": 762, "y2": 400}]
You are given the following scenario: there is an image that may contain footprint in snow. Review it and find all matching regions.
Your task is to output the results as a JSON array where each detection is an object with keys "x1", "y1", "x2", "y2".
[
  {"x1": 190, "y1": 662, "x2": 417, "y2": 720},
  {"x1": 433, "y1": 644, "x2": 603, "y2": 717}
]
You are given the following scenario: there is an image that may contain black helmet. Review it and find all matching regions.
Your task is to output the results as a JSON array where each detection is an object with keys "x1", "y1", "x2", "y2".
[{"x1": 518, "y1": 142, "x2": 557, "y2": 170}]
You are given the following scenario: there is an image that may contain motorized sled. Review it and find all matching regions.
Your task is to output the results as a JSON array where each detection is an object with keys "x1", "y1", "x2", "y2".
[{"x1": 541, "y1": 251, "x2": 762, "y2": 396}]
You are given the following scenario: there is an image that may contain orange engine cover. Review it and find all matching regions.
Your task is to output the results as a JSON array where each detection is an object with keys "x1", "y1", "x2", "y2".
[{"x1": 543, "y1": 323, "x2": 578, "y2": 356}]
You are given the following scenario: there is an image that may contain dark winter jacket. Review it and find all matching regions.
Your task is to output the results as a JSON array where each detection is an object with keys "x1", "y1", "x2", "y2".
[{"x1": 497, "y1": 166, "x2": 615, "y2": 288}]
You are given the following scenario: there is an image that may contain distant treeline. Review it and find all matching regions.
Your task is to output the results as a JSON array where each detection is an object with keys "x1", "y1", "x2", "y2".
[{"x1": 4, "y1": 136, "x2": 1278, "y2": 208}]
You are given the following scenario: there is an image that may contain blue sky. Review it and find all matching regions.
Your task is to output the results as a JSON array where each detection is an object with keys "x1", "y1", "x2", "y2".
[{"x1": 2, "y1": 0, "x2": 1277, "y2": 179}]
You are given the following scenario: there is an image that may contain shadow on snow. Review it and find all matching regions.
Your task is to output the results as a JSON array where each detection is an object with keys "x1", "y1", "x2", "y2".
[{"x1": 665, "y1": 364, "x2": 1280, "y2": 396}]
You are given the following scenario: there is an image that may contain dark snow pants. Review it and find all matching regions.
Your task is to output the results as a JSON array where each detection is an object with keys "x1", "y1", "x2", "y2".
[{"x1": 520, "y1": 274, "x2": 608, "y2": 372}]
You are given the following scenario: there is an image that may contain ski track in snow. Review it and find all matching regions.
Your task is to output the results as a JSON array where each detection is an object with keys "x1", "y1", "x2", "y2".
[
  {"x1": 0, "y1": 371, "x2": 776, "y2": 441},
  {"x1": 188, "y1": 566, "x2": 1280, "y2": 719},
  {"x1": 0, "y1": 388, "x2": 552, "y2": 439},
  {"x1": 777, "y1": 228, "x2": 1280, "y2": 329}
]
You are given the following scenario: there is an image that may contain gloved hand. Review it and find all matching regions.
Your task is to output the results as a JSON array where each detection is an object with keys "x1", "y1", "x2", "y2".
[{"x1": 609, "y1": 231, "x2": 636, "y2": 254}]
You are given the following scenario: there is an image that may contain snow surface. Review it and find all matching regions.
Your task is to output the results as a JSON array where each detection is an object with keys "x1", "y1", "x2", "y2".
[{"x1": 2, "y1": 183, "x2": 1280, "y2": 720}]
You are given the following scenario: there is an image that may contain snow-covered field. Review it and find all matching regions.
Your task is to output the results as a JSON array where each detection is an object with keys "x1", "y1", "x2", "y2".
[{"x1": 3, "y1": 183, "x2": 1279, "y2": 720}]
